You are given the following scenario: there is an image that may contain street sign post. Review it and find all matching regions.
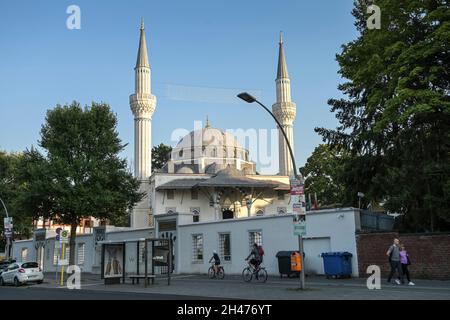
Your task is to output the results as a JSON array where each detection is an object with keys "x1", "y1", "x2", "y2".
[
  {"x1": 59, "y1": 230, "x2": 70, "y2": 286},
  {"x1": 290, "y1": 176, "x2": 306, "y2": 290}
]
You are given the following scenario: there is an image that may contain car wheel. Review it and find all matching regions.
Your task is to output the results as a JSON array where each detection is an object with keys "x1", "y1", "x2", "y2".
[
  {"x1": 14, "y1": 277, "x2": 21, "y2": 287},
  {"x1": 37, "y1": 280, "x2": 43, "y2": 284}
]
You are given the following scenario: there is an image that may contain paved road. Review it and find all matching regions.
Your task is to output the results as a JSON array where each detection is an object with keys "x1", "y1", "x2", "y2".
[
  {"x1": 1, "y1": 274, "x2": 449, "y2": 300},
  {"x1": 0, "y1": 285, "x2": 219, "y2": 300}
]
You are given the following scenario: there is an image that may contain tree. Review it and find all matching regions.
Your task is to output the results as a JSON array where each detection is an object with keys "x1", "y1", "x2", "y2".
[
  {"x1": 31, "y1": 101, "x2": 143, "y2": 265},
  {"x1": 152, "y1": 143, "x2": 172, "y2": 171},
  {"x1": 299, "y1": 145, "x2": 348, "y2": 208},
  {"x1": 315, "y1": 0, "x2": 450, "y2": 231},
  {"x1": 0, "y1": 151, "x2": 34, "y2": 247}
]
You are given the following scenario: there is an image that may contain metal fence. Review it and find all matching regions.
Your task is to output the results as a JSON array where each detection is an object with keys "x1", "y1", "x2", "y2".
[{"x1": 360, "y1": 210, "x2": 395, "y2": 231}]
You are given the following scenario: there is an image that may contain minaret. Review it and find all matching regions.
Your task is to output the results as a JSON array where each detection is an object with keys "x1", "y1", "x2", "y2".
[
  {"x1": 129, "y1": 19, "x2": 156, "y2": 228},
  {"x1": 272, "y1": 32, "x2": 296, "y2": 176},
  {"x1": 130, "y1": 19, "x2": 156, "y2": 180}
]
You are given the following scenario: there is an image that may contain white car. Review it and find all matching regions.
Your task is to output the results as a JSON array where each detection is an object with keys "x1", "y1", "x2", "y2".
[{"x1": 0, "y1": 262, "x2": 44, "y2": 286}]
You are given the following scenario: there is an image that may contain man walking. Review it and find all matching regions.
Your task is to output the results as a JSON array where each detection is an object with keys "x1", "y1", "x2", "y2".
[{"x1": 386, "y1": 238, "x2": 404, "y2": 284}]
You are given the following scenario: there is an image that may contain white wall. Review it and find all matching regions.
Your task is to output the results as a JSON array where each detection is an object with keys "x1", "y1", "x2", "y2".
[
  {"x1": 177, "y1": 208, "x2": 360, "y2": 277},
  {"x1": 11, "y1": 228, "x2": 154, "y2": 274}
]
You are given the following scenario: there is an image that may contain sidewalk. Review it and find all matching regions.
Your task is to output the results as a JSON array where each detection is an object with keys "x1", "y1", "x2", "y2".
[{"x1": 36, "y1": 273, "x2": 450, "y2": 300}]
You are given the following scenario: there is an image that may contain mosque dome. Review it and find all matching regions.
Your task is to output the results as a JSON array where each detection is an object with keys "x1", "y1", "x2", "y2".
[{"x1": 171, "y1": 122, "x2": 250, "y2": 163}]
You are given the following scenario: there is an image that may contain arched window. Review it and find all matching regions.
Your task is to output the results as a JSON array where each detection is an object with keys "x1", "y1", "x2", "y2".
[
  {"x1": 256, "y1": 209, "x2": 264, "y2": 216},
  {"x1": 191, "y1": 208, "x2": 200, "y2": 223}
]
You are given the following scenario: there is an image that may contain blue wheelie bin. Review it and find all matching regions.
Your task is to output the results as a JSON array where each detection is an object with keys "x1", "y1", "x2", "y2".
[{"x1": 320, "y1": 252, "x2": 352, "y2": 278}]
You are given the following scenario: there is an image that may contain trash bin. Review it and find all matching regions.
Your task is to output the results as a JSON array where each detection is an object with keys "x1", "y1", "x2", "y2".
[
  {"x1": 276, "y1": 251, "x2": 302, "y2": 278},
  {"x1": 320, "y1": 252, "x2": 353, "y2": 278}
]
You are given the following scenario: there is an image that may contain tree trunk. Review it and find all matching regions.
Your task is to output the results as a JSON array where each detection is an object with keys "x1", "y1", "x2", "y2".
[{"x1": 69, "y1": 222, "x2": 78, "y2": 266}]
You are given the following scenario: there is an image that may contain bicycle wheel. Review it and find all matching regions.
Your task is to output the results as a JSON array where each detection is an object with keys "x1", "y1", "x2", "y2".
[
  {"x1": 256, "y1": 268, "x2": 268, "y2": 283},
  {"x1": 208, "y1": 266, "x2": 215, "y2": 279},
  {"x1": 217, "y1": 267, "x2": 225, "y2": 279},
  {"x1": 242, "y1": 267, "x2": 253, "y2": 282}
]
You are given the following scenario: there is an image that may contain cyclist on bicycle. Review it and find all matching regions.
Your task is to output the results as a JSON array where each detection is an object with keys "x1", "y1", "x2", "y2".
[
  {"x1": 209, "y1": 250, "x2": 221, "y2": 274},
  {"x1": 245, "y1": 243, "x2": 262, "y2": 270}
]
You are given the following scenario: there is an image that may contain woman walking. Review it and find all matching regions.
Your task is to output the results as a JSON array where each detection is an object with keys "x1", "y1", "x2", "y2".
[{"x1": 399, "y1": 245, "x2": 415, "y2": 286}]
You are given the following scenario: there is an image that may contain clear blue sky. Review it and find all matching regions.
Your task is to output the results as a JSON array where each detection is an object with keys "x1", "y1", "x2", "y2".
[{"x1": 0, "y1": 0, "x2": 358, "y2": 174}]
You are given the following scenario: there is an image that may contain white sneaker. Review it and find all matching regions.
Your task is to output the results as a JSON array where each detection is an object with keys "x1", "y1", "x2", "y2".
[
  {"x1": 395, "y1": 279, "x2": 401, "y2": 285},
  {"x1": 408, "y1": 282, "x2": 415, "y2": 286}
]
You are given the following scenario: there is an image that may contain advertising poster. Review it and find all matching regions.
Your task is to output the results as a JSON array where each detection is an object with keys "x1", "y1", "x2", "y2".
[{"x1": 104, "y1": 244, "x2": 124, "y2": 278}]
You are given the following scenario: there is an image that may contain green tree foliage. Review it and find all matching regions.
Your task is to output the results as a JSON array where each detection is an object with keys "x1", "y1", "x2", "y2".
[
  {"x1": 19, "y1": 102, "x2": 143, "y2": 264},
  {"x1": 152, "y1": 143, "x2": 172, "y2": 171},
  {"x1": 0, "y1": 151, "x2": 34, "y2": 247},
  {"x1": 300, "y1": 145, "x2": 348, "y2": 208},
  {"x1": 316, "y1": 0, "x2": 450, "y2": 231}
]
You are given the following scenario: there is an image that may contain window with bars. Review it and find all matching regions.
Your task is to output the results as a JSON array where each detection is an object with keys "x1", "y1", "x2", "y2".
[
  {"x1": 77, "y1": 243, "x2": 85, "y2": 265},
  {"x1": 248, "y1": 231, "x2": 263, "y2": 252},
  {"x1": 21, "y1": 248, "x2": 28, "y2": 262},
  {"x1": 219, "y1": 233, "x2": 231, "y2": 262},
  {"x1": 191, "y1": 189, "x2": 198, "y2": 200},
  {"x1": 53, "y1": 246, "x2": 58, "y2": 266},
  {"x1": 192, "y1": 234, "x2": 203, "y2": 262},
  {"x1": 167, "y1": 190, "x2": 174, "y2": 200}
]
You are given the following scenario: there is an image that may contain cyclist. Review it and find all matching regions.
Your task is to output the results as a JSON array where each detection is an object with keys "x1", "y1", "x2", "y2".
[
  {"x1": 209, "y1": 250, "x2": 221, "y2": 274},
  {"x1": 245, "y1": 243, "x2": 262, "y2": 271}
]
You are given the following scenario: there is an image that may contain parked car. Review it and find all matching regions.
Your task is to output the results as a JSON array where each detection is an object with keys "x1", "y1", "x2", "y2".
[
  {"x1": 0, "y1": 260, "x2": 16, "y2": 275},
  {"x1": 0, "y1": 262, "x2": 44, "y2": 286}
]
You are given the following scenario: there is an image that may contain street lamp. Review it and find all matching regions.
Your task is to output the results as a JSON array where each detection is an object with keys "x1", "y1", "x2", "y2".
[
  {"x1": 237, "y1": 92, "x2": 305, "y2": 289},
  {"x1": 357, "y1": 192, "x2": 365, "y2": 211}
]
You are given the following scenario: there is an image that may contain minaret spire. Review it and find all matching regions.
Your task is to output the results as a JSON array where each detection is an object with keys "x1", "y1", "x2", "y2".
[
  {"x1": 277, "y1": 31, "x2": 289, "y2": 79},
  {"x1": 272, "y1": 32, "x2": 297, "y2": 176},
  {"x1": 136, "y1": 18, "x2": 150, "y2": 69}
]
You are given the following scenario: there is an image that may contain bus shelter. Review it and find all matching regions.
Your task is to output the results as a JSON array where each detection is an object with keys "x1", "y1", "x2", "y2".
[{"x1": 99, "y1": 237, "x2": 173, "y2": 287}]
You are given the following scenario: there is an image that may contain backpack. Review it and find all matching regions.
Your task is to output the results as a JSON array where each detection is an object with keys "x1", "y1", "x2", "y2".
[{"x1": 257, "y1": 246, "x2": 264, "y2": 258}]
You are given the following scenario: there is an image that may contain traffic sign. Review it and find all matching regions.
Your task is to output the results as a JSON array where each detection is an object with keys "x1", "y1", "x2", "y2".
[
  {"x1": 4, "y1": 217, "x2": 12, "y2": 229},
  {"x1": 4, "y1": 228, "x2": 12, "y2": 237},
  {"x1": 60, "y1": 229, "x2": 69, "y2": 244},
  {"x1": 293, "y1": 215, "x2": 307, "y2": 236}
]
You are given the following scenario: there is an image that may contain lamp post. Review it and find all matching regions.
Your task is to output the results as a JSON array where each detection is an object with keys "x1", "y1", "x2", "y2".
[
  {"x1": 0, "y1": 198, "x2": 11, "y2": 260},
  {"x1": 357, "y1": 192, "x2": 365, "y2": 211},
  {"x1": 237, "y1": 92, "x2": 305, "y2": 289}
]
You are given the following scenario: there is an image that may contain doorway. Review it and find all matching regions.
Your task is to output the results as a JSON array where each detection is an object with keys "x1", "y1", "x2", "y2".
[{"x1": 222, "y1": 209, "x2": 234, "y2": 219}]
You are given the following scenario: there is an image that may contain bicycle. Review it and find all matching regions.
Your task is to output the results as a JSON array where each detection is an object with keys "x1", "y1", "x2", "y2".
[
  {"x1": 242, "y1": 260, "x2": 267, "y2": 283},
  {"x1": 208, "y1": 263, "x2": 225, "y2": 279}
]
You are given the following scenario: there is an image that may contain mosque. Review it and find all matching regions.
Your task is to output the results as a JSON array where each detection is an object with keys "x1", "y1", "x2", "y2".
[
  {"x1": 12, "y1": 22, "x2": 361, "y2": 277},
  {"x1": 130, "y1": 20, "x2": 296, "y2": 229}
]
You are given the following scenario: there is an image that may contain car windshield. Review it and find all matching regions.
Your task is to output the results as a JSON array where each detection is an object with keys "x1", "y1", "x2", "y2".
[{"x1": 21, "y1": 262, "x2": 39, "y2": 269}]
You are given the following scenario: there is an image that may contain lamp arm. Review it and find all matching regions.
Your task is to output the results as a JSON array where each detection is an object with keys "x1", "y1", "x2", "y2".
[{"x1": 254, "y1": 100, "x2": 298, "y2": 180}]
